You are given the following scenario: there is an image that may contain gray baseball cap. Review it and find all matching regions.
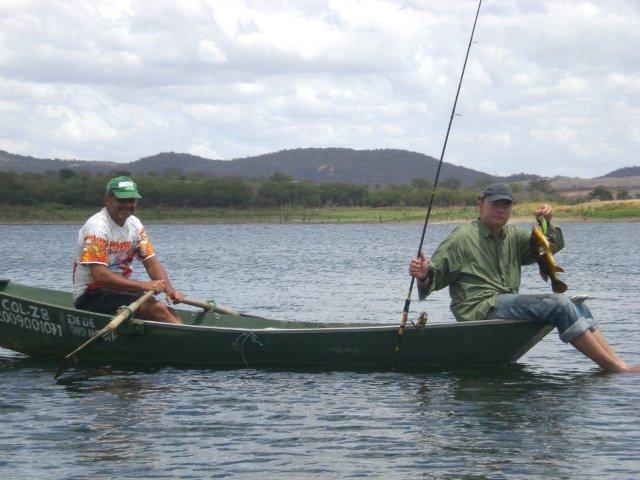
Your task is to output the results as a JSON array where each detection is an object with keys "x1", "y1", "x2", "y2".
[{"x1": 479, "y1": 183, "x2": 515, "y2": 203}]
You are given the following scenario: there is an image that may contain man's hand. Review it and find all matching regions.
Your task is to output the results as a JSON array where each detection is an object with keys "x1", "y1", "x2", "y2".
[
  {"x1": 534, "y1": 203, "x2": 553, "y2": 223},
  {"x1": 141, "y1": 279, "x2": 165, "y2": 294},
  {"x1": 165, "y1": 287, "x2": 184, "y2": 305},
  {"x1": 409, "y1": 251, "x2": 430, "y2": 281}
]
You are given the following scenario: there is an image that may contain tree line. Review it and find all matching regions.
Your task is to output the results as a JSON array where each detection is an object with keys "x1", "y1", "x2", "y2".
[{"x1": 0, "y1": 169, "x2": 627, "y2": 209}]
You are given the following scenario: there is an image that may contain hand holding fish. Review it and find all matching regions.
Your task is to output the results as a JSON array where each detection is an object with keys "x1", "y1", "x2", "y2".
[
  {"x1": 530, "y1": 223, "x2": 567, "y2": 293},
  {"x1": 534, "y1": 203, "x2": 553, "y2": 223}
]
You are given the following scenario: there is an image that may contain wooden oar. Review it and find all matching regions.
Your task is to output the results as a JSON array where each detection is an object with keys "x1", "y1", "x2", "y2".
[
  {"x1": 179, "y1": 297, "x2": 240, "y2": 316},
  {"x1": 54, "y1": 290, "x2": 155, "y2": 379}
]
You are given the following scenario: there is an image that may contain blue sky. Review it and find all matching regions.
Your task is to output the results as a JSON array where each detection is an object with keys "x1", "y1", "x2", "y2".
[{"x1": 0, "y1": 0, "x2": 638, "y2": 177}]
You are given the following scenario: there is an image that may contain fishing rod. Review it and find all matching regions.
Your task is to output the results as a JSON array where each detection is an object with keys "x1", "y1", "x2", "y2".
[{"x1": 394, "y1": 0, "x2": 483, "y2": 363}]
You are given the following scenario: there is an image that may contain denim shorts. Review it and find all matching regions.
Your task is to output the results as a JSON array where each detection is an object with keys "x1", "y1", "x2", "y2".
[{"x1": 486, "y1": 294, "x2": 599, "y2": 343}]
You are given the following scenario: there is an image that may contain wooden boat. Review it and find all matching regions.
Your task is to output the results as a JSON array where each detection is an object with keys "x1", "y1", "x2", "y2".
[{"x1": 0, "y1": 279, "x2": 553, "y2": 369}]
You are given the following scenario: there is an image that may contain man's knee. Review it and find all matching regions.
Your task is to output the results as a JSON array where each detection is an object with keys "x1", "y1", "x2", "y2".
[
  {"x1": 139, "y1": 299, "x2": 167, "y2": 319},
  {"x1": 137, "y1": 298, "x2": 181, "y2": 324},
  {"x1": 548, "y1": 294, "x2": 598, "y2": 342},
  {"x1": 148, "y1": 301, "x2": 172, "y2": 319},
  {"x1": 545, "y1": 294, "x2": 574, "y2": 316}
]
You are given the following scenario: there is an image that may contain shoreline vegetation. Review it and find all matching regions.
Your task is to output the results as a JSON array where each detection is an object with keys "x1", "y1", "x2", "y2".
[
  {"x1": 2, "y1": 200, "x2": 639, "y2": 225},
  {"x1": 3, "y1": 169, "x2": 639, "y2": 225}
]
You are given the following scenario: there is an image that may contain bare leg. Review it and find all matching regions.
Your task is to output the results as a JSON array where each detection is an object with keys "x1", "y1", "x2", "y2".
[
  {"x1": 591, "y1": 328, "x2": 625, "y2": 364},
  {"x1": 571, "y1": 330, "x2": 640, "y2": 373},
  {"x1": 162, "y1": 307, "x2": 183, "y2": 324},
  {"x1": 167, "y1": 307, "x2": 182, "y2": 324},
  {"x1": 137, "y1": 298, "x2": 182, "y2": 324}
]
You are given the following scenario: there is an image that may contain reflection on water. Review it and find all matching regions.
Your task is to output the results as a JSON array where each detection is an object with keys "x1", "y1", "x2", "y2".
[{"x1": 1, "y1": 222, "x2": 640, "y2": 478}]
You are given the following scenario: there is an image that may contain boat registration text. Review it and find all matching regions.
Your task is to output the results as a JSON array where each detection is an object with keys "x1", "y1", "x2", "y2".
[{"x1": 1, "y1": 298, "x2": 62, "y2": 337}]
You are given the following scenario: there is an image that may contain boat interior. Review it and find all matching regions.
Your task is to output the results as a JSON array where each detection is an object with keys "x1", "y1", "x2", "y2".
[{"x1": 0, "y1": 279, "x2": 373, "y2": 330}]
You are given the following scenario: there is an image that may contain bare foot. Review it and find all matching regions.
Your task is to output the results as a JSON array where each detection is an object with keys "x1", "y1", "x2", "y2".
[{"x1": 619, "y1": 365, "x2": 640, "y2": 373}]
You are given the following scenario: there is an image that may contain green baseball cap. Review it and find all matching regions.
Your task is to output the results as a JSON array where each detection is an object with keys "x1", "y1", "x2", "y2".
[{"x1": 106, "y1": 176, "x2": 142, "y2": 199}]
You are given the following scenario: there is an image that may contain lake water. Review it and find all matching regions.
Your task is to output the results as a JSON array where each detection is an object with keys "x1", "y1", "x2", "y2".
[{"x1": 1, "y1": 221, "x2": 639, "y2": 479}]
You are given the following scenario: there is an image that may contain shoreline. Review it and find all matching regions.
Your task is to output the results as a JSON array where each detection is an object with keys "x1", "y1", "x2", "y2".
[
  {"x1": 1, "y1": 216, "x2": 638, "y2": 226},
  {"x1": 1, "y1": 201, "x2": 638, "y2": 225}
]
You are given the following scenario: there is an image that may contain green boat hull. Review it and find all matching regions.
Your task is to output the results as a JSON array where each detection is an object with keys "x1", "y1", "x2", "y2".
[{"x1": 0, "y1": 281, "x2": 553, "y2": 369}]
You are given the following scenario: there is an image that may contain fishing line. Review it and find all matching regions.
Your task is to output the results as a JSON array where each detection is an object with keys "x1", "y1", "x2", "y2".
[{"x1": 394, "y1": 0, "x2": 483, "y2": 363}]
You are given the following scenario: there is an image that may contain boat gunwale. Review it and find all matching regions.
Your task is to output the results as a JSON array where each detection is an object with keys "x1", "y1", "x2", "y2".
[
  {"x1": 137, "y1": 317, "x2": 547, "y2": 334},
  {"x1": 0, "y1": 283, "x2": 549, "y2": 335}
]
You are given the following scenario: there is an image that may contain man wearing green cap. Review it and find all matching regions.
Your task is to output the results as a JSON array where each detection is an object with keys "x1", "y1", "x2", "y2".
[
  {"x1": 72, "y1": 176, "x2": 183, "y2": 324},
  {"x1": 409, "y1": 183, "x2": 639, "y2": 373}
]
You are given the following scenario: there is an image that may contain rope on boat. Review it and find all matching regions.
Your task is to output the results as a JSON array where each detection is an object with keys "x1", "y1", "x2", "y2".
[
  {"x1": 235, "y1": 331, "x2": 263, "y2": 366},
  {"x1": 192, "y1": 299, "x2": 222, "y2": 325},
  {"x1": 116, "y1": 305, "x2": 134, "y2": 325}
]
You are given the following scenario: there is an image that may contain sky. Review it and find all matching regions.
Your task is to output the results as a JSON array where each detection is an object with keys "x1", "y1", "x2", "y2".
[{"x1": 0, "y1": 0, "x2": 638, "y2": 178}]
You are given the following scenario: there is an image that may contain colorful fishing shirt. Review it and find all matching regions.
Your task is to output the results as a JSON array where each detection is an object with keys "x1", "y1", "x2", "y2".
[
  {"x1": 72, "y1": 208, "x2": 155, "y2": 301},
  {"x1": 418, "y1": 219, "x2": 564, "y2": 322}
]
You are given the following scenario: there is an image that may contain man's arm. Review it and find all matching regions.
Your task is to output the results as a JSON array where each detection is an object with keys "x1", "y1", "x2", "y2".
[
  {"x1": 546, "y1": 223, "x2": 564, "y2": 253},
  {"x1": 89, "y1": 264, "x2": 165, "y2": 294},
  {"x1": 142, "y1": 256, "x2": 183, "y2": 303},
  {"x1": 416, "y1": 273, "x2": 433, "y2": 301},
  {"x1": 410, "y1": 236, "x2": 462, "y2": 300}
]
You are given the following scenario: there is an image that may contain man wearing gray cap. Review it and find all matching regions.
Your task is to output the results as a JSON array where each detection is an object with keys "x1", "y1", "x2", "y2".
[{"x1": 409, "y1": 182, "x2": 639, "y2": 373}]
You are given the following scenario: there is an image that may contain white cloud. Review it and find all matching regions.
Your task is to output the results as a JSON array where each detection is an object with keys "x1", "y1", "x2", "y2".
[
  {"x1": 197, "y1": 40, "x2": 228, "y2": 64},
  {"x1": 187, "y1": 140, "x2": 220, "y2": 159},
  {"x1": 0, "y1": 0, "x2": 638, "y2": 177},
  {"x1": 49, "y1": 108, "x2": 120, "y2": 143}
]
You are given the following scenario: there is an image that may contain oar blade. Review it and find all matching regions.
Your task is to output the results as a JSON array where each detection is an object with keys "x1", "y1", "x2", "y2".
[
  {"x1": 54, "y1": 358, "x2": 72, "y2": 380},
  {"x1": 53, "y1": 326, "x2": 110, "y2": 379},
  {"x1": 53, "y1": 290, "x2": 154, "y2": 380}
]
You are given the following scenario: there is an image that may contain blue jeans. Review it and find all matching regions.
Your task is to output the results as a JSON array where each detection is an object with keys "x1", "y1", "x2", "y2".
[{"x1": 486, "y1": 294, "x2": 599, "y2": 343}]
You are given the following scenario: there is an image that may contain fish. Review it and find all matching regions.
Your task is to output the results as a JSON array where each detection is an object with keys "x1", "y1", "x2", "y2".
[{"x1": 530, "y1": 224, "x2": 568, "y2": 293}]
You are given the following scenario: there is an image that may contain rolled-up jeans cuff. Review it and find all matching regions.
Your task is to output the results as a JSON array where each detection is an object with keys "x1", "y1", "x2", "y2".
[{"x1": 559, "y1": 316, "x2": 599, "y2": 343}]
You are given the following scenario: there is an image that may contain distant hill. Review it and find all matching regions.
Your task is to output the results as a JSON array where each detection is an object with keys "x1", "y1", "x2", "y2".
[
  {"x1": 600, "y1": 166, "x2": 640, "y2": 178},
  {"x1": 2, "y1": 147, "x2": 638, "y2": 190},
  {"x1": 501, "y1": 172, "x2": 542, "y2": 182},
  {"x1": 550, "y1": 175, "x2": 640, "y2": 198},
  {"x1": 0, "y1": 148, "x2": 494, "y2": 186},
  {"x1": 0, "y1": 150, "x2": 120, "y2": 174}
]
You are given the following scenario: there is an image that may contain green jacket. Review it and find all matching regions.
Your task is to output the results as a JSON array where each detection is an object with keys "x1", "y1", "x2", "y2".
[{"x1": 417, "y1": 219, "x2": 564, "y2": 322}]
